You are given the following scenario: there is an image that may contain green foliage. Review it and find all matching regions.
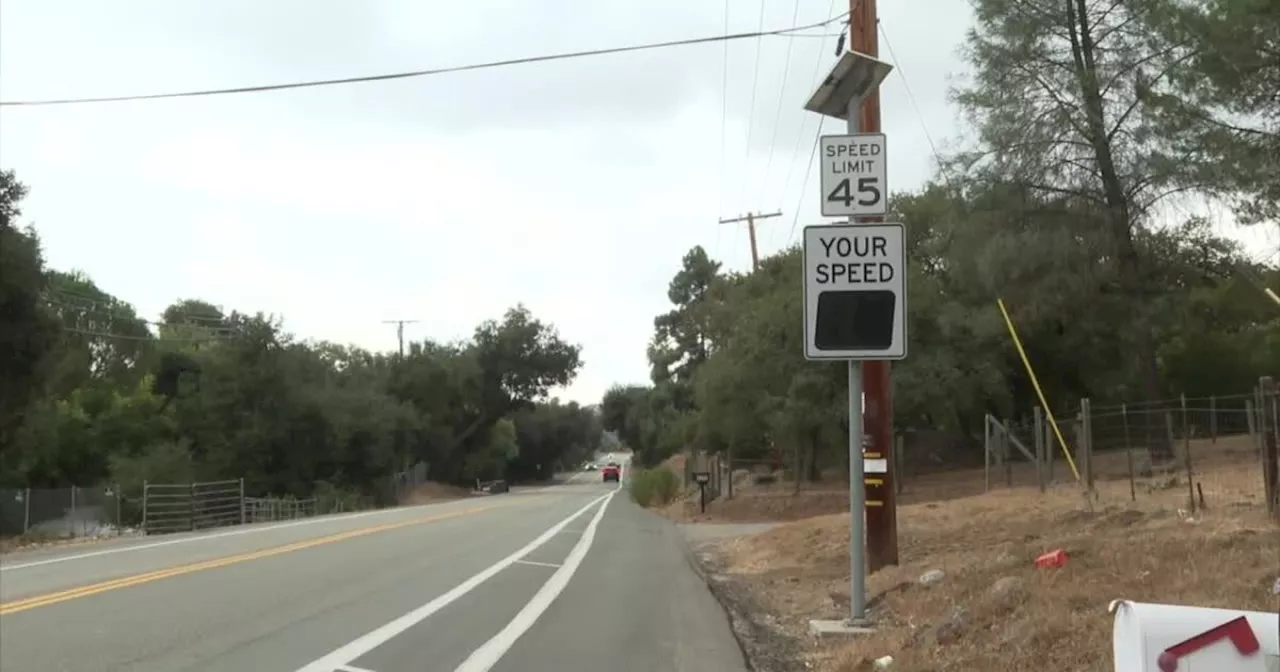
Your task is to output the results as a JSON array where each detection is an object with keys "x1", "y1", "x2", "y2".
[
  {"x1": 629, "y1": 467, "x2": 679, "y2": 508},
  {"x1": 0, "y1": 171, "x2": 602, "y2": 498},
  {"x1": 600, "y1": 0, "x2": 1279, "y2": 475}
]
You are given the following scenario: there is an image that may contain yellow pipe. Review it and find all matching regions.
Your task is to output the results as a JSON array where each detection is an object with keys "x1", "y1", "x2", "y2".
[{"x1": 996, "y1": 298, "x2": 1081, "y2": 482}]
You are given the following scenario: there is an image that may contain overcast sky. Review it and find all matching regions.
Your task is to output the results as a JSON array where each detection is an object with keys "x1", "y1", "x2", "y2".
[{"x1": 1, "y1": 0, "x2": 1274, "y2": 406}]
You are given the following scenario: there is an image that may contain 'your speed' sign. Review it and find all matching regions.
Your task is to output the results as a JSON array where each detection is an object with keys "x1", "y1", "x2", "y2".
[{"x1": 820, "y1": 133, "x2": 887, "y2": 217}]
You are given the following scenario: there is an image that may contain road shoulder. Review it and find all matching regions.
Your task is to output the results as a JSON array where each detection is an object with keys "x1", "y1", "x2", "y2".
[{"x1": 681, "y1": 525, "x2": 806, "y2": 672}]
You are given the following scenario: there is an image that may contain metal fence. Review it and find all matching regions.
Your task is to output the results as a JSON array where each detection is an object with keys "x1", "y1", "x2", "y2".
[
  {"x1": 984, "y1": 376, "x2": 1280, "y2": 517},
  {"x1": 242, "y1": 496, "x2": 318, "y2": 524},
  {"x1": 0, "y1": 485, "x2": 130, "y2": 540},
  {"x1": 142, "y1": 478, "x2": 245, "y2": 535}
]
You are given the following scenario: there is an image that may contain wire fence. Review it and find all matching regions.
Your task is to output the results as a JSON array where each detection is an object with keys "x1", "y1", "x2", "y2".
[
  {"x1": 242, "y1": 496, "x2": 318, "y2": 524},
  {"x1": 0, "y1": 484, "x2": 134, "y2": 540},
  {"x1": 984, "y1": 377, "x2": 1280, "y2": 518}
]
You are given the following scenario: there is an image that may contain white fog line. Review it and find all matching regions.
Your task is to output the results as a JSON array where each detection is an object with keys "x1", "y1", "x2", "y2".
[
  {"x1": 454, "y1": 488, "x2": 619, "y2": 672},
  {"x1": 292, "y1": 492, "x2": 613, "y2": 672},
  {"x1": 0, "y1": 508, "x2": 399, "y2": 572}
]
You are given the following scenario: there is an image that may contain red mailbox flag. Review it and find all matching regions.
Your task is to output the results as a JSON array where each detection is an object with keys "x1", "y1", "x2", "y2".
[{"x1": 1156, "y1": 616, "x2": 1261, "y2": 671}]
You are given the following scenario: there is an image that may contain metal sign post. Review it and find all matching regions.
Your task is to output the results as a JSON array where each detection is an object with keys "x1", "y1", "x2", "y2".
[{"x1": 802, "y1": 49, "x2": 899, "y2": 633}]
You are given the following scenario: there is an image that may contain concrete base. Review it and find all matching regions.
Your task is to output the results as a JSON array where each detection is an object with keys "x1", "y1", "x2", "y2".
[{"x1": 808, "y1": 618, "x2": 877, "y2": 639}]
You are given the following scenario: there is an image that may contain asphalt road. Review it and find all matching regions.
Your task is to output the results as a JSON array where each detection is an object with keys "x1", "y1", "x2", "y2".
[{"x1": 0, "y1": 472, "x2": 747, "y2": 672}]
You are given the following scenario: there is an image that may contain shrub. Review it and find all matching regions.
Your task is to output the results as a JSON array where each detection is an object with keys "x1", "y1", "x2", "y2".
[{"x1": 630, "y1": 467, "x2": 679, "y2": 508}]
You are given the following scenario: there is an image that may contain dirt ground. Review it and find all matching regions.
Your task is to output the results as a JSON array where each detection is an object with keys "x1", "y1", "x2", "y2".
[{"x1": 678, "y1": 436, "x2": 1280, "y2": 671}]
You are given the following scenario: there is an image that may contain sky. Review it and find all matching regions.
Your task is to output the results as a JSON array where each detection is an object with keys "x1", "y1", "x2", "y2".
[{"x1": 1, "y1": 0, "x2": 1275, "y2": 406}]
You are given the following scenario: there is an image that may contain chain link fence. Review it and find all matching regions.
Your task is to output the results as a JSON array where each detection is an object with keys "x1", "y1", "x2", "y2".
[{"x1": 0, "y1": 485, "x2": 134, "y2": 541}]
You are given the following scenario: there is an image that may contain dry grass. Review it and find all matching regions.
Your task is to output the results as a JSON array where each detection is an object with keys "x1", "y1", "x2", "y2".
[{"x1": 709, "y1": 454, "x2": 1280, "y2": 671}]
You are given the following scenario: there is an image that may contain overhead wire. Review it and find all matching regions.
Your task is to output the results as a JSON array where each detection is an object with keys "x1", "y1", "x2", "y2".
[
  {"x1": 879, "y1": 23, "x2": 949, "y2": 182},
  {"x1": 757, "y1": 0, "x2": 806, "y2": 217},
  {"x1": 731, "y1": 0, "x2": 774, "y2": 270},
  {"x1": 714, "y1": 0, "x2": 733, "y2": 266},
  {"x1": 0, "y1": 13, "x2": 851, "y2": 108},
  {"x1": 782, "y1": 0, "x2": 846, "y2": 246}
]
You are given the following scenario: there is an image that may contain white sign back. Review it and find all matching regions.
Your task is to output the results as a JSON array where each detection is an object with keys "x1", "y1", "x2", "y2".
[
  {"x1": 819, "y1": 133, "x2": 887, "y2": 217},
  {"x1": 802, "y1": 223, "x2": 907, "y2": 360}
]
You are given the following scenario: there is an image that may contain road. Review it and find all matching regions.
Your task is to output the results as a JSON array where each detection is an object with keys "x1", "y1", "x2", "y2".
[{"x1": 0, "y1": 472, "x2": 747, "y2": 672}]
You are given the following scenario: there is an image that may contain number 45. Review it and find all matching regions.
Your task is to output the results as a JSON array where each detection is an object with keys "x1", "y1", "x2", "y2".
[{"x1": 827, "y1": 177, "x2": 881, "y2": 209}]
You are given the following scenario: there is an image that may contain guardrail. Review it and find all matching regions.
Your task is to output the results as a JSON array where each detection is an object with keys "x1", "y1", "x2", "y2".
[{"x1": 142, "y1": 478, "x2": 244, "y2": 535}]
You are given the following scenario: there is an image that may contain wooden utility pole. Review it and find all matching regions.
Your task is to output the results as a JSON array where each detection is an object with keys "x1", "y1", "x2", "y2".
[
  {"x1": 719, "y1": 211, "x2": 782, "y2": 271},
  {"x1": 849, "y1": 0, "x2": 899, "y2": 571},
  {"x1": 383, "y1": 319, "x2": 418, "y2": 358}
]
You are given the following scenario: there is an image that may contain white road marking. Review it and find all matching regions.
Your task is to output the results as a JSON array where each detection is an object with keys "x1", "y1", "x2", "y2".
[
  {"x1": 291, "y1": 492, "x2": 614, "y2": 672},
  {"x1": 454, "y1": 488, "x2": 619, "y2": 672},
  {"x1": 513, "y1": 559, "x2": 562, "y2": 569},
  {"x1": 0, "y1": 507, "x2": 402, "y2": 572},
  {"x1": 335, "y1": 665, "x2": 378, "y2": 672}
]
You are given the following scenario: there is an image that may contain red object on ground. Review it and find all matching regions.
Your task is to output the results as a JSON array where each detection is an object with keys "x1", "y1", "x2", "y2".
[{"x1": 1034, "y1": 549, "x2": 1069, "y2": 569}]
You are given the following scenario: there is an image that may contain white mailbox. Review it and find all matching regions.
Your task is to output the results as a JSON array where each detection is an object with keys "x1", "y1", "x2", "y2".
[{"x1": 1110, "y1": 600, "x2": 1279, "y2": 671}]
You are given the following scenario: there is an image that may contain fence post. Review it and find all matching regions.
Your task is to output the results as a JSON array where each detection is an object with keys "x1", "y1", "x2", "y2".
[
  {"x1": 1181, "y1": 394, "x2": 1196, "y2": 513},
  {"x1": 70, "y1": 484, "x2": 78, "y2": 536},
  {"x1": 1264, "y1": 376, "x2": 1280, "y2": 518},
  {"x1": 1247, "y1": 399, "x2": 1260, "y2": 456},
  {"x1": 114, "y1": 482, "x2": 122, "y2": 531},
  {"x1": 1033, "y1": 407, "x2": 1046, "y2": 492},
  {"x1": 984, "y1": 415, "x2": 992, "y2": 492},
  {"x1": 1122, "y1": 404, "x2": 1135, "y2": 502},
  {"x1": 22, "y1": 487, "x2": 30, "y2": 534},
  {"x1": 1209, "y1": 395, "x2": 1217, "y2": 447},
  {"x1": 1081, "y1": 398, "x2": 1094, "y2": 493},
  {"x1": 239, "y1": 478, "x2": 246, "y2": 526},
  {"x1": 141, "y1": 480, "x2": 149, "y2": 534},
  {"x1": 188, "y1": 482, "x2": 196, "y2": 532},
  {"x1": 894, "y1": 434, "x2": 905, "y2": 495}
]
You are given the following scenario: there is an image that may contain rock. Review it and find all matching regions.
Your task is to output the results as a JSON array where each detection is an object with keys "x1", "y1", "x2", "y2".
[
  {"x1": 988, "y1": 576, "x2": 1028, "y2": 608},
  {"x1": 924, "y1": 607, "x2": 969, "y2": 647},
  {"x1": 918, "y1": 569, "x2": 946, "y2": 586}
]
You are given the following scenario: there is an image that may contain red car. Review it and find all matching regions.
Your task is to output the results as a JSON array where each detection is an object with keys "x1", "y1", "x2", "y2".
[{"x1": 602, "y1": 463, "x2": 621, "y2": 483}]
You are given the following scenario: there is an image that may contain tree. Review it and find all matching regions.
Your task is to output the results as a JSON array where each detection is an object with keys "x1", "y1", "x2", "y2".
[
  {"x1": 0, "y1": 170, "x2": 60, "y2": 471},
  {"x1": 1, "y1": 171, "x2": 593, "y2": 501},
  {"x1": 1143, "y1": 0, "x2": 1280, "y2": 224},
  {"x1": 951, "y1": 0, "x2": 1231, "y2": 456}
]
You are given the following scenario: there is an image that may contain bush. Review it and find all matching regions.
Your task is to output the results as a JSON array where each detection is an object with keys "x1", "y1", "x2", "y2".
[{"x1": 629, "y1": 467, "x2": 679, "y2": 508}]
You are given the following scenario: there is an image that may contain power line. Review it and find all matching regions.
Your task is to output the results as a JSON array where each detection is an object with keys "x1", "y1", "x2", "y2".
[
  {"x1": 758, "y1": 0, "x2": 806, "y2": 214},
  {"x1": 0, "y1": 14, "x2": 850, "y2": 108},
  {"x1": 775, "y1": 0, "x2": 843, "y2": 249},
  {"x1": 786, "y1": 116, "x2": 826, "y2": 244},
  {"x1": 714, "y1": 0, "x2": 733, "y2": 265},
  {"x1": 736, "y1": 0, "x2": 773, "y2": 223},
  {"x1": 880, "y1": 23, "x2": 949, "y2": 181}
]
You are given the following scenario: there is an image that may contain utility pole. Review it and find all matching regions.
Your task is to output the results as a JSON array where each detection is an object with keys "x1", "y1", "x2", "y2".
[
  {"x1": 719, "y1": 211, "x2": 782, "y2": 271},
  {"x1": 383, "y1": 320, "x2": 418, "y2": 358},
  {"x1": 849, "y1": 0, "x2": 899, "y2": 572}
]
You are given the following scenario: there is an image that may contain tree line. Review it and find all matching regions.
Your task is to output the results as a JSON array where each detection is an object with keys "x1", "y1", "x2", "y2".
[
  {"x1": 604, "y1": 0, "x2": 1279, "y2": 472},
  {"x1": 0, "y1": 170, "x2": 604, "y2": 502}
]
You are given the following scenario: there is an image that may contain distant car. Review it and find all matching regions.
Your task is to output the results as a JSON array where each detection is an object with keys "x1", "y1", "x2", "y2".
[
  {"x1": 584, "y1": 463, "x2": 598, "y2": 471},
  {"x1": 602, "y1": 464, "x2": 621, "y2": 483}
]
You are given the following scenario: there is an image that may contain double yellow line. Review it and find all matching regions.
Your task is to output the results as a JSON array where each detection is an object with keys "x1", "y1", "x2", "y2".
[{"x1": 0, "y1": 505, "x2": 496, "y2": 616}]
